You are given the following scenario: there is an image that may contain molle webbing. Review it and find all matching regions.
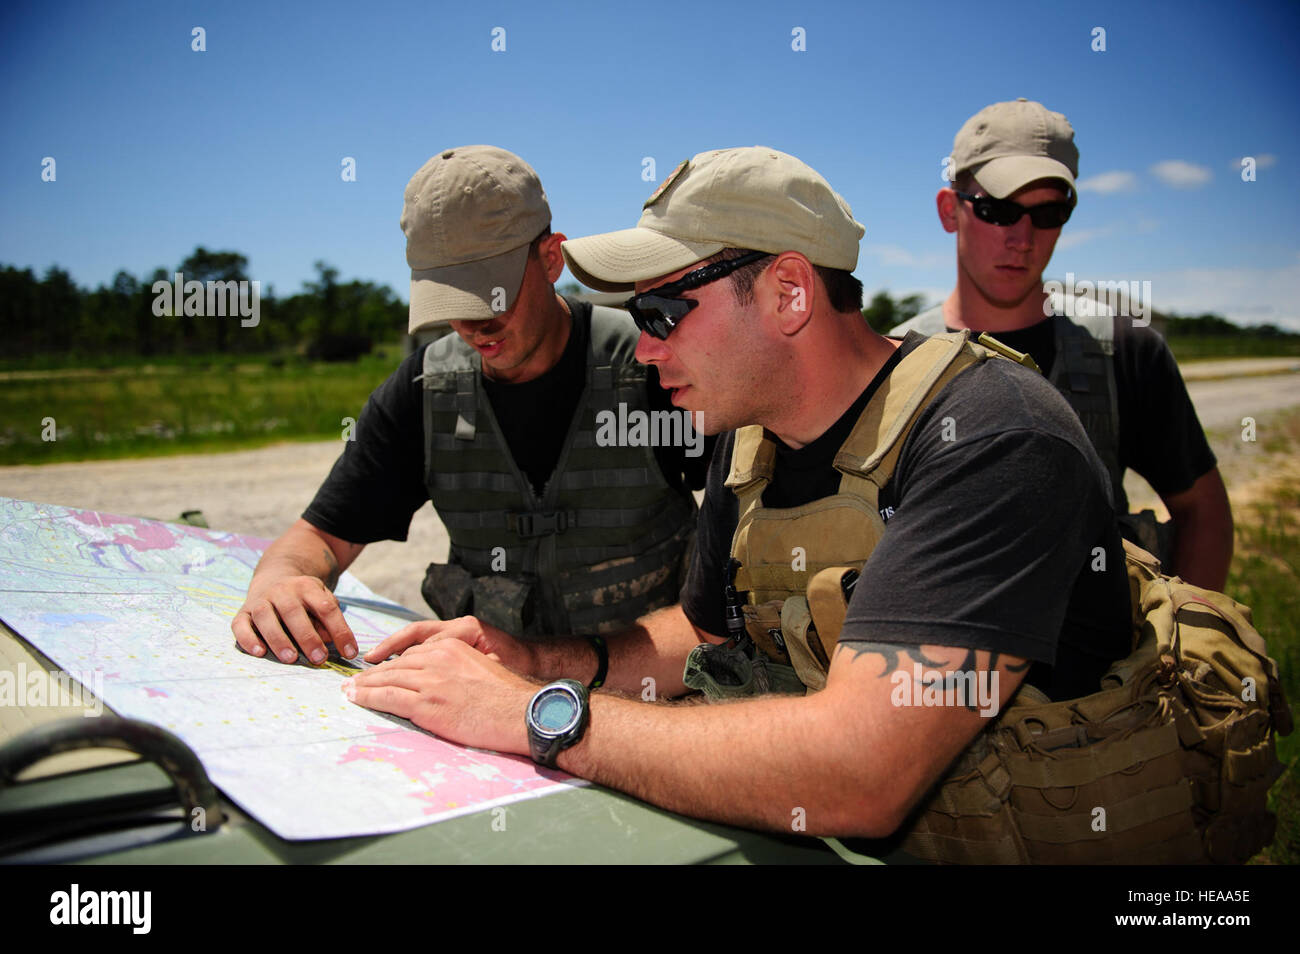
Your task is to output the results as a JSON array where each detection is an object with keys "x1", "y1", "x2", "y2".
[
  {"x1": 419, "y1": 305, "x2": 696, "y2": 635},
  {"x1": 1049, "y1": 312, "x2": 1123, "y2": 510},
  {"x1": 899, "y1": 542, "x2": 1289, "y2": 864}
]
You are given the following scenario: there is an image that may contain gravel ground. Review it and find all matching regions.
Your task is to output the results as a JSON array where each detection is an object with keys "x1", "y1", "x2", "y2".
[{"x1": 2, "y1": 367, "x2": 1298, "y2": 610}]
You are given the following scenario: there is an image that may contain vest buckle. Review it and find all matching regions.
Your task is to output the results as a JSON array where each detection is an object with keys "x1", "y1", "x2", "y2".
[{"x1": 508, "y1": 510, "x2": 575, "y2": 537}]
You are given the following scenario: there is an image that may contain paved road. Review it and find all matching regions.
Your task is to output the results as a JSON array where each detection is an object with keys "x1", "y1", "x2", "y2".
[
  {"x1": 1180, "y1": 357, "x2": 1300, "y2": 381},
  {"x1": 3, "y1": 361, "x2": 1298, "y2": 612},
  {"x1": 1184, "y1": 371, "x2": 1300, "y2": 431}
]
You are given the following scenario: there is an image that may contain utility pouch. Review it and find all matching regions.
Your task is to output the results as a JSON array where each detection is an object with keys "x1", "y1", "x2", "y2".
[
  {"x1": 806, "y1": 565, "x2": 857, "y2": 658},
  {"x1": 470, "y1": 574, "x2": 538, "y2": 637},
  {"x1": 420, "y1": 563, "x2": 538, "y2": 636},
  {"x1": 683, "y1": 641, "x2": 805, "y2": 700},
  {"x1": 421, "y1": 562, "x2": 473, "y2": 621},
  {"x1": 742, "y1": 600, "x2": 790, "y2": 666},
  {"x1": 780, "y1": 597, "x2": 828, "y2": 693}
]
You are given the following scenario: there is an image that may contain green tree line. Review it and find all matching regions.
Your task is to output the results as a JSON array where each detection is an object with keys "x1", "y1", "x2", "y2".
[
  {"x1": 0, "y1": 248, "x2": 408, "y2": 362},
  {"x1": 862, "y1": 289, "x2": 1300, "y2": 353}
]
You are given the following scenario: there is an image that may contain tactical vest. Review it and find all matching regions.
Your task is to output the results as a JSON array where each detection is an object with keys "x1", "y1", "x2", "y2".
[
  {"x1": 893, "y1": 304, "x2": 1125, "y2": 510},
  {"x1": 689, "y1": 331, "x2": 1289, "y2": 863},
  {"x1": 418, "y1": 305, "x2": 697, "y2": 637},
  {"x1": 715, "y1": 333, "x2": 1004, "y2": 694}
]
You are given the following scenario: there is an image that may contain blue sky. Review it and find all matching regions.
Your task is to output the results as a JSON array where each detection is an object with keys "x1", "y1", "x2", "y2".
[{"x1": 2, "y1": 0, "x2": 1297, "y2": 327}]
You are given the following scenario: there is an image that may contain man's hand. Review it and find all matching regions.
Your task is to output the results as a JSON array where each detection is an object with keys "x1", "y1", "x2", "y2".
[
  {"x1": 345, "y1": 639, "x2": 534, "y2": 756},
  {"x1": 232, "y1": 518, "x2": 364, "y2": 664},
  {"x1": 233, "y1": 575, "x2": 357, "y2": 664},
  {"x1": 365, "y1": 615, "x2": 536, "y2": 674}
]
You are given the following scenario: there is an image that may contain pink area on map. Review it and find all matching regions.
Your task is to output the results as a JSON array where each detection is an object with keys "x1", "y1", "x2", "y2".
[
  {"x1": 72, "y1": 509, "x2": 110, "y2": 527},
  {"x1": 339, "y1": 725, "x2": 566, "y2": 813},
  {"x1": 144, "y1": 687, "x2": 169, "y2": 698},
  {"x1": 69, "y1": 507, "x2": 268, "y2": 552},
  {"x1": 71, "y1": 510, "x2": 173, "y2": 551},
  {"x1": 192, "y1": 529, "x2": 271, "y2": 550}
]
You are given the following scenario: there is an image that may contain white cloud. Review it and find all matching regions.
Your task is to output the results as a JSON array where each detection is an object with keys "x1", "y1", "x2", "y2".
[
  {"x1": 1228, "y1": 153, "x2": 1277, "y2": 172},
  {"x1": 863, "y1": 244, "x2": 948, "y2": 269},
  {"x1": 1056, "y1": 226, "x2": 1114, "y2": 250},
  {"x1": 1077, "y1": 171, "x2": 1137, "y2": 194},
  {"x1": 1150, "y1": 160, "x2": 1212, "y2": 189},
  {"x1": 1145, "y1": 257, "x2": 1300, "y2": 331}
]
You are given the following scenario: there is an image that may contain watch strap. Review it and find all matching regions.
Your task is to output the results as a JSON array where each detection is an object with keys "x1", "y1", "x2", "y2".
[{"x1": 584, "y1": 635, "x2": 608, "y2": 690}]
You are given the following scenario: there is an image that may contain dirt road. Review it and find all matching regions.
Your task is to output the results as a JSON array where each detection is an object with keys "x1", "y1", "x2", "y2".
[{"x1": 3, "y1": 362, "x2": 1298, "y2": 612}]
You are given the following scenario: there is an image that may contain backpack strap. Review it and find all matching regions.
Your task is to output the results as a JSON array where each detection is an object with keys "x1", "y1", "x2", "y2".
[
  {"x1": 834, "y1": 331, "x2": 985, "y2": 504},
  {"x1": 724, "y1": 425, "x2": 778, "y2": 525}
]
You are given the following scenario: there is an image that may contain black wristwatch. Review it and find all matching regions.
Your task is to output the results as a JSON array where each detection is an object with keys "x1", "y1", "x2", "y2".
[{"x1": 525, "y1": 679, "x2": 589, "y2": 768}]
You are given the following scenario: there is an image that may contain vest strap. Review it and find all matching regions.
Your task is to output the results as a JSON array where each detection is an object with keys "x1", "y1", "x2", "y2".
[{"x1": 454, "y1": 370, "x2": 477, "y2": 440}]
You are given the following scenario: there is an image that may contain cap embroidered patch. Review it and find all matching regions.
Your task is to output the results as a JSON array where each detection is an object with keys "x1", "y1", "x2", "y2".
[{"x1": 643, "y1": 159, "x2": 689, "y2": 208}]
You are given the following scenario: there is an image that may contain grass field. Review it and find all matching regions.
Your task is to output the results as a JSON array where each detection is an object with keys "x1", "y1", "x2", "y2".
[
  {"x1": 0, "y1": 344, "x2": 408, "y2": 465},
  {"x1": 1167, "y1": 335, "x2": 1300, "y2": 361},
  {"x1": 1232, "y1": 480, "x2": 1300, "y2": 864}
]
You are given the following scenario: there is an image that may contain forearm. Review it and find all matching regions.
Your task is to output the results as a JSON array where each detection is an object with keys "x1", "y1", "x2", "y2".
[
  {"x1": 555, "y1": 689, "x2": 895, "y2": 837},
  {"x1": 1166, "y1": 469, "x2": 1234, "y2": 590},
  {"x1": 532, "y1": 605, "x2": 712, "y2": 698},
  {"x1": 1171, "y1": 517, "x2": 1233, "y2": 590},
  {"x1": 247, "y1": 520, "x2": 350, "y2": 600}
]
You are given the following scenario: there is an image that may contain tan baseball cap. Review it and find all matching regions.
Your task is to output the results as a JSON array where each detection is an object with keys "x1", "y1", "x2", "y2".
[
  {"x1": 561, "y1": 146, "x2": 864, "y2": 292},
  {"x1": 401, "y1": 145, "x2": 551, "y2": 332},
  {"x1": 952, "y1": 99, "x2": 1079, "y2": 201}
]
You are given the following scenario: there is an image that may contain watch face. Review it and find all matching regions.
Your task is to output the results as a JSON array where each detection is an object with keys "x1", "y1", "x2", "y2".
[{"x1": 533, "y1": 692, "x2": 578, "y2": 733}]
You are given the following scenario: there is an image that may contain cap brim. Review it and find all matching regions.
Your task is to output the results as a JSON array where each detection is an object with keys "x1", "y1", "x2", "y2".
[
  {"x1": 407, "y1": 243, "x2": 531, "y2": 333},
  {"x1": 561, "y1": 228, "x2": 724, "y2": 292},
  {"x1": 973, "y1": 156, "x2": 1077, "y2": 202}
]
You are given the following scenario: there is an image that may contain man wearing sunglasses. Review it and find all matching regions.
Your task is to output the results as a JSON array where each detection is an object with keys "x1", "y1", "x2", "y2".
[
  {"x1": 342, "y1": 147, "x2": 1132, "y2": 848},
  {"x1": 233, "y1": 146, "x2": 705, "y2": 666},
  {"x1": 893, "y1": 99, "x2": 1232, "y2": 590}
]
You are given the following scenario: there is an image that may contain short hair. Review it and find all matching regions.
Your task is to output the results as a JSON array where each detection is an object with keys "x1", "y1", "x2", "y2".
[
  {"x1": 529, "y1": 226, "x2": 553, "y2": 256},
  {"x1": 704, "y1": 247, "x2": 864, "y2": 314}
]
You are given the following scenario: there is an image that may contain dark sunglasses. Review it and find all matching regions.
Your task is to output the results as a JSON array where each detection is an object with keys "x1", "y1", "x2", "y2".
[
  {"x1": 955, "y1": 191, "x2": 1073, "y2": 229},
  {"x1": 623, "y1": 250, "x2": 771, "y2": 339}
]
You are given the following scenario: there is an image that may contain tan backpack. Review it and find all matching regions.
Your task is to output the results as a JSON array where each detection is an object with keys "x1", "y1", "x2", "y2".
[{"x1": 900, "y1": 540, "x2": 1293, "y2": 864}]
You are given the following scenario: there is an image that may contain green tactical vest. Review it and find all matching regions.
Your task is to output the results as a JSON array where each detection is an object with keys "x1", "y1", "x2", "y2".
[
  {"x1": 893, "y1": 303, "x2": 1124, "y2": 510},
  {"x1": 418, "y1": 304, "x2": 697, "y2": 638}
]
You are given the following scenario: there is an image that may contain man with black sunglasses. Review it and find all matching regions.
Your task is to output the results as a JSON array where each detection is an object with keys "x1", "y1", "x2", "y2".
[
  {"x1": 893, "y1": 99, "x2": 1232, "y2": 590},
  {"x1": 341, "y1": 146, "x2": 1132, "y2": 852},
  {"x1": 233, "y1": 146, "x2": 706, "y2": 666}
]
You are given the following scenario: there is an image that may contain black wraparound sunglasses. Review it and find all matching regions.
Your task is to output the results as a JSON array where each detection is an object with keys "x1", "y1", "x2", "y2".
[
  {"x1": 623, "y1": 250, "x2": 771, "y2": 339},
  {"x1": 955, "y1": 191, "x2": 1073, "y2": 229}
]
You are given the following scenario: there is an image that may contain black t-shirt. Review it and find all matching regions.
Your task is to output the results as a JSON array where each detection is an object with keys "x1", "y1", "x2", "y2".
[
  {"x1": 956, "y1": 316, "x2": 1215, "y2": 498},
  {"x1": 303, "y1": 297, "x2": 710, "y2": 545},
  {"x1": 681, "y1": 334, "x2": 1133, "y2": 701}
]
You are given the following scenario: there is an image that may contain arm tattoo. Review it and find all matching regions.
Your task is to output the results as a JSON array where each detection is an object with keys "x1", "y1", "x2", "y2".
[
  {"x1": 321, "y1": 542, "x2": 340, "y2": 590},
  {"x1": 838, "y1": 641, "x2": 1029, "y2": 714},
  {"x1": 838, "y1": 641, "x2": 948, "y2": 676}
]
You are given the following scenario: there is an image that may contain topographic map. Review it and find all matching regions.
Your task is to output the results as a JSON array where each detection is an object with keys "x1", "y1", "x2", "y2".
[{"x1": 0, "y1": 496, "x2": 581, "y2": 839}]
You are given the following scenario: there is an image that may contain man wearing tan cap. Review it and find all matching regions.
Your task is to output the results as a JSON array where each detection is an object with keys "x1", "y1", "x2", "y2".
[
  {"x1": 342, "y1": 146, "x2": 1132, "y2": 846},
  {"x1": 233, "y1": 145, "x2": 703, "y2": 666},
  {"x1": 893, "y1": 99, "x2": 1232, "y2": 590}
]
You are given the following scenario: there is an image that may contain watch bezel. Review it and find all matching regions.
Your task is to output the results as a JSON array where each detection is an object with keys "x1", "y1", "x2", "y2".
[{"x1": 527, "y1": 680, "x2": 586, "y2": 739}]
